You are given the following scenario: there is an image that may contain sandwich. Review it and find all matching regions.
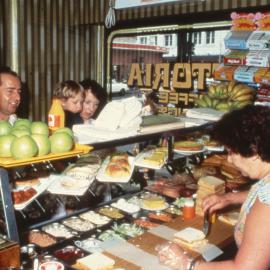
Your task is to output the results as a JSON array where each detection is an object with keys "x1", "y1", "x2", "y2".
[
  {"x1": 173, "y1": 227, "x2": 208, "y2": 249},
  {"x1": 75, "y1": 252, "x2": 115, "y2": 270},
  {"x1": 218, "y1": 211, "x2": 239, "y2": 226},
  {"x1": 198, "y1": 175, "x2": 225, "y2": 192}
]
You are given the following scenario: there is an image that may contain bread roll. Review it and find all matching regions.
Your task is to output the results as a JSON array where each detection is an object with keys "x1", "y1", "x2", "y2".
[{"x1": 174, "y1": 141, "x2": 203, "y2": 151}]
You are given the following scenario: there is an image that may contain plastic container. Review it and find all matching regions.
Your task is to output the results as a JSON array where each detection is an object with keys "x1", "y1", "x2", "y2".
[
  {"x1": 183, "y1": 198, "x2": 195, "y2": 220},
  {"x1": 48, "y1": 98, "x2": 65, "y2": 132}
]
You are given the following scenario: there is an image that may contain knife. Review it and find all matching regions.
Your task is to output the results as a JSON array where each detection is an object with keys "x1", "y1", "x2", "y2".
[{"x1": 203, "y1": 209, "x2": 210, "y2": 236}]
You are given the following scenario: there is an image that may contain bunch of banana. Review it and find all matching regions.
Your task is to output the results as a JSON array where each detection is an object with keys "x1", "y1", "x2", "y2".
[{"x1": 194, "y1": 81, "x2": 255, "y2": 112}]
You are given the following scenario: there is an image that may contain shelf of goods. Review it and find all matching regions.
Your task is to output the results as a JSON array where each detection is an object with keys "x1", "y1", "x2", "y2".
[{"x1": 195, "y1": 12, "x2": 270, "y2": 112}]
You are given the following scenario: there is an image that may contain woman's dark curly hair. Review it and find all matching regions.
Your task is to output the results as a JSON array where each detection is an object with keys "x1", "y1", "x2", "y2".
[{"x1": 212, "y1": 105, "x2": 270, "y2": 162}]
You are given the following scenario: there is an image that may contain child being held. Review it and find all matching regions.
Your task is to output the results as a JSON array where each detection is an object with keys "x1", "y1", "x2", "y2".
[{"x1": 53, "y1": 80, "x2": 84, "y2": 128}]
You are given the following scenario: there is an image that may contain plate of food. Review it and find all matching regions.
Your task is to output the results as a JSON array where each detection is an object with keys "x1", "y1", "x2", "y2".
[
  {"x1": 47, "y1": 174, "x2": 93, "y2": 196},
  {"x1": 140, "y1": 194, "x2": 169, "y2": 211},
  {"x1": 134, "y1": 147, "x2": 168, "y2": 170},
  {"x1": 12, "y1": 177, "x2": 54, "y2": 210},
  {"x1": 174, "y1": 140, "x2": 205, "y2": 155},
  {"x1": 96, "y1": 153, "x2": 134, "y2": 183}
]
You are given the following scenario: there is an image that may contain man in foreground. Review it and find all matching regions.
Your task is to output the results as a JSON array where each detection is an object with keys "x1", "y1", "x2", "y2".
[{"x1": 0, "y1": 67, "x2": 21, "y2": 123}]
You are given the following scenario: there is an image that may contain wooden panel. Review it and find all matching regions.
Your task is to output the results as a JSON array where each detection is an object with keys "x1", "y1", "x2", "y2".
[
  {"x1": 0, "y1": 1, "x2": 6, "y2": 65},
  {"x1": 14, "y1": 0, "x2": 105, "y2": 121}
]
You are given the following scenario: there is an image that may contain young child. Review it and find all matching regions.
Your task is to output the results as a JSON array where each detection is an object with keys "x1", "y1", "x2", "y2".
[{"x1": 53, "y1": 80, "x2": 84, "y2": 128}]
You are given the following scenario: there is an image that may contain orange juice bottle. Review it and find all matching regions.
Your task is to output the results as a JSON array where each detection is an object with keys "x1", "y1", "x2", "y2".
[
  {"x1": 183, "y1": 198, "x2": 195, "y2": 221},
  {"x1": 48, "y1": 98, "x2": 65, "y2": 132}
]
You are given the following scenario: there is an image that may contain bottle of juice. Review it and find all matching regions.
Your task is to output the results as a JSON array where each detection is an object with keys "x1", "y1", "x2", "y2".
[
  {"x1": 48, "y1": 98, "x2": 65, "y2": 132},
  {"x1": 183, "y1": 198, "x2": 195, "y2": 220}
]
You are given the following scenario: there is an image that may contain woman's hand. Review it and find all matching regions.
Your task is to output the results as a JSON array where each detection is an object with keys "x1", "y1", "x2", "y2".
[
  {"x1": 157, "y1": 242, "x2": 192, "y2": 270},
  {"x1": 202, "y1": 193, "x2": 232, "y2": 214},
  {"x1": 202, "y1": 191, "x2": 248, "y2": 214}
]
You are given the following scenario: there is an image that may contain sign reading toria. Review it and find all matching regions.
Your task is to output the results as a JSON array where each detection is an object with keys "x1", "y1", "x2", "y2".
[{"x1": 127, "y1": 62, "x2": 218, "y2": 116}]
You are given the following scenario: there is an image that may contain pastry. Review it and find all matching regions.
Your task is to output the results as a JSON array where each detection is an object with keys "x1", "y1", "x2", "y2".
[{"x1": 174, "y1": 141, "x2": 203, "y2": 151}]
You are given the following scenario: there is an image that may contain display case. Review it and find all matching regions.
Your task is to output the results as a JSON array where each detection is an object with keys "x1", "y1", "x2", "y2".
[{"x1": 0, "y1": 121, "x2": 214, "y2": 268}]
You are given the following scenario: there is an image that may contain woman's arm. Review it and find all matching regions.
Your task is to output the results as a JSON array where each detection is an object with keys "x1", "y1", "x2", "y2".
[
  {"x1": 197, "y1": 198, "x2": 270, "y2": 270},
  {"x1": 202, "y1": 191, "x2": 248, "y2": 214}
]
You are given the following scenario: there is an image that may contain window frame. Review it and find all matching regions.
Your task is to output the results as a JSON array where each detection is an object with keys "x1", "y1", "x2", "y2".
[{"x1": 106, "y1": 21, "x2": 231, "y2": 99}]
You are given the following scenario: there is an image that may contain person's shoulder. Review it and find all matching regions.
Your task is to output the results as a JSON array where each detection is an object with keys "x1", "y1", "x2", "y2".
[{"x1": 257, "y1": 178, "x2": 270, "y2": 205}]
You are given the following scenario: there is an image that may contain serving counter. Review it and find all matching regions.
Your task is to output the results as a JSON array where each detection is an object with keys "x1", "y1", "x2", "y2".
[{"x1": 72, "y1": 215, "x2": 234, "y2": 270}]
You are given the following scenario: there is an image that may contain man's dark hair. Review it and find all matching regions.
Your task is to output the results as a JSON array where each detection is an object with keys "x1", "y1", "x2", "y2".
[{"x1": 0, "y1": 66, "x2": 21, "y2": 85}]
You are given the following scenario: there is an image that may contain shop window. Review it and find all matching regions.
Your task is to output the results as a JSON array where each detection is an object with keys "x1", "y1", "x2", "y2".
[
  {"x1": 206, "y1": 31, "x2": 215, "y2": 44},
  {"x1": 164, "y1": 34, "x2": 172, "y2": 46},
  {"x1": 107, "y1": 23, "x2": 230, "y2": 106},
  {"x1": 193, "y1": 32, "x2": 202, "y2": 45},
  {"x1": 140, "y1": 37, "x2": 147, "y2": 44}
]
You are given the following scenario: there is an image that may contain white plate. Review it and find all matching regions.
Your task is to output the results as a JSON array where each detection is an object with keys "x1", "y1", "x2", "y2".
[
  {"x1": 47, "y1": 174, "x2": 94, "y2": 196},
  {"x1": 14, "y1": 177, "x2": 54, "y2": 210},
  {"x1": 140, "y1": 202, "x2": 169, "y2": 211},
  {"x1": 204, "y1": 145, "x2": 224, "y2": 152},
  {"x1": 96, "y1": 156, "x2": 134, "y2": 183},
  {"x1": 134, "y1": 150, "x2": 167, "y2": 170},
  {"x1": 173, "y1": 148, "x2": 205, "y2": 156}
]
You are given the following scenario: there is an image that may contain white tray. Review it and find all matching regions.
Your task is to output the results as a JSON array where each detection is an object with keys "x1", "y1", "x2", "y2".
[
  {"x1": 96, "y1": 156, "x2": 134, "y2": 183},
  {"x1": 47, "y1": 174, "x2": 94, "y2": 196},
  {"x1": 134, "y1": 150, "x2": 167, "y2": 170},
  {"x1": 14, "y1": 177, "x2": 54, "y2": 210}
]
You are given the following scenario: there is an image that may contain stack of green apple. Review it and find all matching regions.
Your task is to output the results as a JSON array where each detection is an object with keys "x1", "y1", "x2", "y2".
[{"x1": 0, "y1": 119, "x2": 74, "y2": 159}]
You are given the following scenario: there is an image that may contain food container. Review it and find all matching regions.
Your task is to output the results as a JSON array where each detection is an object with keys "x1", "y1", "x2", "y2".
[
  {"x1": 98, "y1": 229, "x2": 125, "y2": 241},
  {"x1": 75, "y1": 237, "x2": 103, "y2": 253},
  {"x1": 98, "y1": 206, "x2": 124, "y2": 219},
  {"x1": 247, "y1": 31, "x2": 270, "y2": 50},
  {"x1": 42, "y1": 222, "x2": 77, "y2": 239},
  {"x1": 214, "y1": 64, "x2": 238, "y2": 81},
  {"x1": 233, "y1": 66, "x2": 258, "y2": 83},
  {"x1": 148, "y1": 211, "x2": 173, "y2": 223},
  {"x1": 133, "y1": 216, "x2": 159, "y2": 229},
  {"x1": 246, "y1": 50, "x2": 270, "y2": 67},
  {"x1": 79, "y1": 210, "x2": 111, "y2": 226},
  {"x1": 224, "y1": 50, "x2": 247, "y2": 65},
  {"x1": 28, "y1": 229, "x2": 57, "y2": 248},
  {"x1": 62, "y1": 216, "x2": 95, "y2": 232},
  {"x1": 112, "y1": 222, "x2": 144, "y2": 238},
  {"x1": 224, "y1": 31, "x2": 251, "y2": 50},
  {"x1": 53, "y1": 245, "x2": 84, "y2": 263},
  {"x1": 165, "y1": 205, "x2": 182, "y2": 215}
]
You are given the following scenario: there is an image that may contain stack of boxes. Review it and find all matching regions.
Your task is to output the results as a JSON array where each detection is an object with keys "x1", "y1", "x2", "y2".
[{"x1": 196, "y1": 176, "x2": 226, "y2": 216}]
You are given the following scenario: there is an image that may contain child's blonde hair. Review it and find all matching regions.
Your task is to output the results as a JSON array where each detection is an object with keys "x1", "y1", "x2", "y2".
[{"x1": 53, "y1": 80, "x2": 83, "y2": 100}]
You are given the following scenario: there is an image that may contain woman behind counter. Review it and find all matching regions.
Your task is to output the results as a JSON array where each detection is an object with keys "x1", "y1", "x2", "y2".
[{"x1": 158, "y1": 105, "x2": 270, "y2": 270}]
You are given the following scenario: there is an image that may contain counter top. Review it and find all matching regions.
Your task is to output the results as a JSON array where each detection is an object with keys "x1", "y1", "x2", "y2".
[{"x1": 73, "y1": 215, "x2": 234, "y2": 270}]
